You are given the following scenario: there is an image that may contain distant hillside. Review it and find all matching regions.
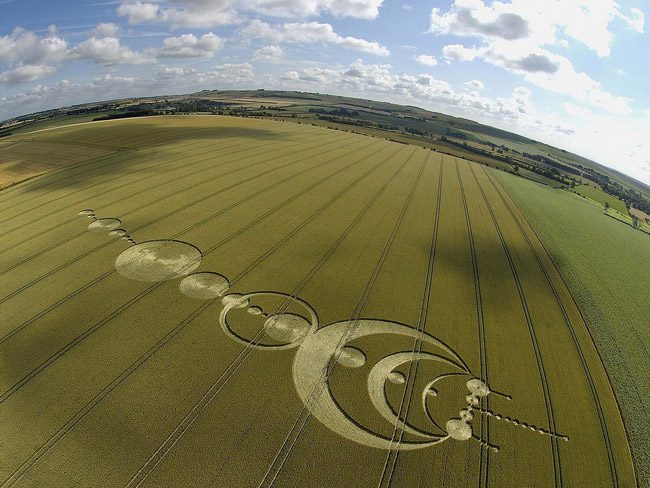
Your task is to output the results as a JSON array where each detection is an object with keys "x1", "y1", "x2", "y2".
[{"x1": 2, "y1": 88, "x2": 648, "y2": 211}]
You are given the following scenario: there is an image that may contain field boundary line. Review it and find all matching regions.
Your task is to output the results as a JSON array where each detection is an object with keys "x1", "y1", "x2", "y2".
[
  {"x1": 483, "y1": 166, "x2": 633, "y2": 487},
  {"x1": 467, "y1": 161, "x2": 562, "y2": 487},
  {"x1": 456, "y1": 161, "x2": 491, "y2": 488},
  {"x1": 377, "y1": 153, "x2": 442, "y2": 488}
]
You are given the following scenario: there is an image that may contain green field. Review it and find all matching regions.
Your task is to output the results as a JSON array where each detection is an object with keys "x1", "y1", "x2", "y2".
[
  {"x1": 518, "y1": 168, "x2": 566, "y2": 188},
  {"x1": 604, "y1": 208, "x2": 650, "y2": 234},
  {"x1": 572, "y1": 184, "x2": 629, "y2": 215},
  {"x1": 495, "y1": 171, "x2": 650, "y2": 487},
  {"x1": 0, "y1": 116, "x2": 636, "y2": 487}
]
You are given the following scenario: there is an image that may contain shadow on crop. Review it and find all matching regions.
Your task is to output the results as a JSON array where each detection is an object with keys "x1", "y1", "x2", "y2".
[{"x1": 14, "y1": 122, "x2": 291, "y2": 192}]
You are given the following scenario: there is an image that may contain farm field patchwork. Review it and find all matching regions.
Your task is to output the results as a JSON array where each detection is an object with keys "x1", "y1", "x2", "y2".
[
  {"x1": 572, "y1": 184, "x2": 629, "y2": 215},
  {"x1": 0, "y1": 116, "x2": 636, "y2": 487}
]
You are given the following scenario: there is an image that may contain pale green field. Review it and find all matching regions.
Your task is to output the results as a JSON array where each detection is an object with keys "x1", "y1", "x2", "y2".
[
  {"x1": 572, "y1": 184, "x2": 629, "y2": 215},
  {"x1": 518, "y1": 168, "x2": 566, "y2": 188},
  {"x1": 0, "y1": 116, "x2": 635, "y2": 487},
  {"x1": 495, "y1": 170, "x2": 650, "y2": 487}
]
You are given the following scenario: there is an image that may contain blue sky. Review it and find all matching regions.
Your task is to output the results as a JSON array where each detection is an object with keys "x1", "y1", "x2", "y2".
[{"x1": 1, "y1": 0, "x2": 649, "y2": 184}]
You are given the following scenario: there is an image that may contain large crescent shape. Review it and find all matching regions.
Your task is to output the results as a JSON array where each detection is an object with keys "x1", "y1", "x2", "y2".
[
  {"x1": 292, "y1": 319, "x2": 471, "y2": 450},
  {"x1": 368, "y1": 352, "x2": 468, "y2": 439}
]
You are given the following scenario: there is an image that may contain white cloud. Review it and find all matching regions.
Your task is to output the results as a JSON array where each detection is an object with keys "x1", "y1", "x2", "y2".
[
  {"x1": 155, "y1": 66, "x2": 199, "y2": 79},
  {"x1": 430, "y1": 0, "x2": 644, "y2": 57},
  {"x1": 252, "y1": 45, "x2": 284, "y2": 62},
  {"x1": 117, "y1": 1, "x2": 160, "y2": 24},
  {"x1": 241, "y1": 20, "x2": 389, "y2": 56},
  {"x1": 442, "y1": 44, "x2": 483, "y2": 61},
  {"x1": 0, "y1": 26, "x2": 67, "y2": 65},
  {"x1": 465, "y1": 79, "x2": 485, "y2": 90},
  {"x1": 431, "y1": 1, "x2": 640, "y2": 114},
  {"x1": 562, "y1": 102, "x2": 593, "y2": 118},
  {"x1": 198, "y1": 63, "x2": 255, "y2": 84},
  {"x1": 0, "y1": 65, "x2": 55, "y2": 85},
  {"x1": 430, "y1": 4, "x2": 529, "y2": 41},
  {"x1": 158, "y1": 33, "x2": 223, "y2": 58},
  {"x1": 91, "y1": 23, "x2": 121, "y2": 38},
  {"x1": 0, "y1": 26, "x2": 66, "y2": 85},
  {"x1": 415, "y1": 54, "x2": 438, "y2": 67},
  {"x1": 116, "y1": 0, "x2": 384, "y2": 28},
  {"x1": 245, "y1": 0, "x2": 383, "y2": 19},
  {"x1": 67, "y1": 36, "x2": 153, "y2": 65}
]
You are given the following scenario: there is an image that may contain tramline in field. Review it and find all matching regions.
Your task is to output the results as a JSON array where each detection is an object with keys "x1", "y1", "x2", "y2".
[{"x1": 0, "y1": 116, "x2": 636, "y2": 487}]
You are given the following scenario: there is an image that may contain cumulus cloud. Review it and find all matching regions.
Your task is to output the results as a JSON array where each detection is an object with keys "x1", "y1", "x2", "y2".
[
  {"x1": 415, "y1": 54, "x2": 438, "y2": 67},
  {"x1": 508, "y1": 53, "x2": 558, "y2": 74},
  {"x1": 197, "y1": 63, "x2": 255, "y2": 84},
  {"x1": 0, "y1": 65, "x2": 55, "y2": 85},
  {"x1": 465, "y1": 79, "x2": 485, "y2": 90},
  {"x1": 430, "y1": 0, "x2": 644, "y2": 57},
  {"x1": 117, "y1": 1, "x2": 160, "y2": 24},
  {"x1": 155, "y1": 66, "x2": 199, "y2": 79},
  {"x1": 116, "y1": 0, "x2": 384, "y2": 28},
  {"x1": 431, "y1": 1, "x2": 641, "y2": 114},
  {"x1": 0, "y1": 23, "x2": 229, "y2": 83},
  {"x1": 91, "y1": 23, "x2": 121, "y2": 38},
  {"x1": 430, "y1": 6, "x2": 529, "y2": 40},
  {"x1": 252, "y1": 45, "x2": 284, "y2": 62},
  {"x1": 67, "y1": 36, "x2": 153, "y2": 65},
  {"x1": 0, "y1": 26, "x2": 67, "y2": 65},
  {"x1": 158, "y1": 33, "x2": 223, "y2": 58},
  {"x1": 442, "y1": 44, "x2": 483, "y2": 62},
  {"x1": 241, "y1": 20, "x2": 389, "y2": 56},
  {"x1": 0, "y1": 26, "x2": 67, "y2": 85}
]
